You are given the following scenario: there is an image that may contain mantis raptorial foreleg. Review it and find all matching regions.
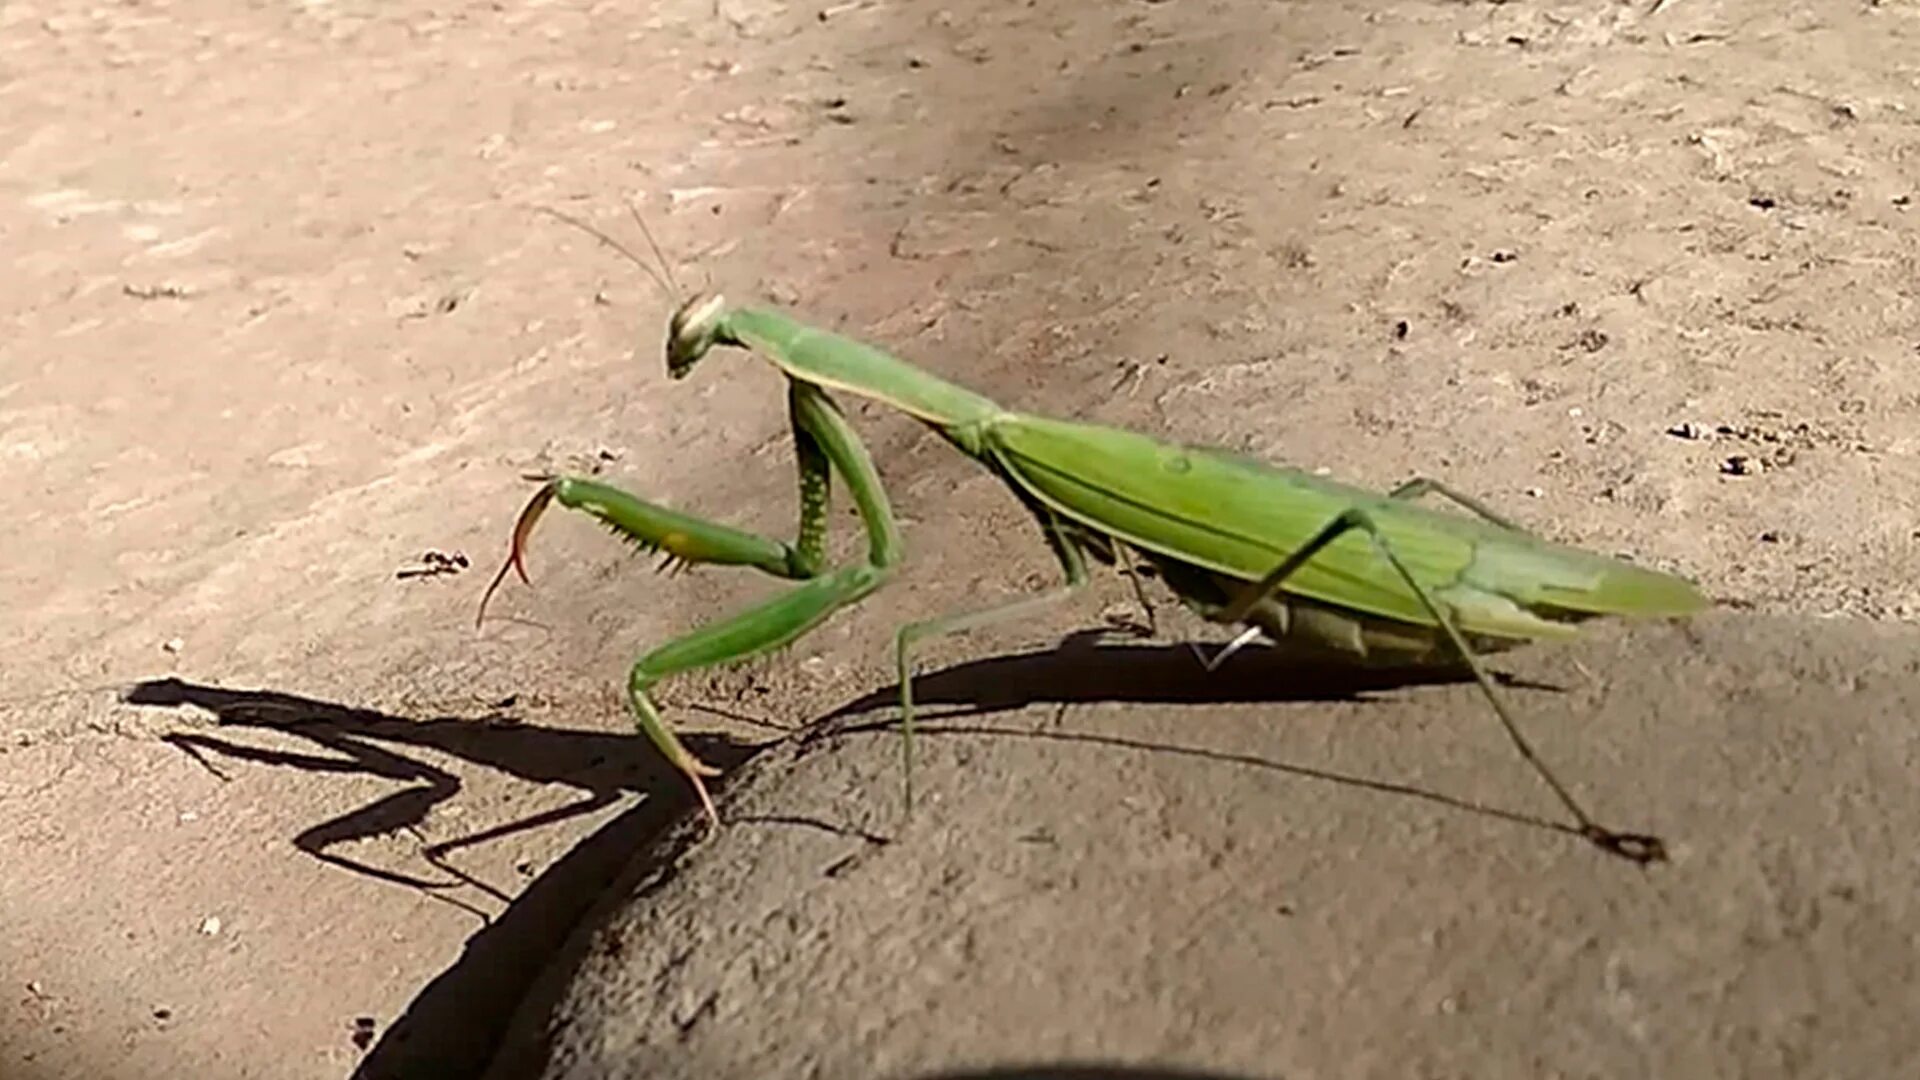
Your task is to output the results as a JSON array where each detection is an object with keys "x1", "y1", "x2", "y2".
[
  {"x1": 478, "y1": 380, "x2": 903, "y2": 825},
  {"x1": 1217, "y1": 507, "x2": 1665, "y2": 864}
]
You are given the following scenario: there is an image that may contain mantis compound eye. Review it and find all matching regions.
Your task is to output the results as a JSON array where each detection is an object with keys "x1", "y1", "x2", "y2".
[{"x1": 666, "y1": 293, "x2": 725, "y2": 378}]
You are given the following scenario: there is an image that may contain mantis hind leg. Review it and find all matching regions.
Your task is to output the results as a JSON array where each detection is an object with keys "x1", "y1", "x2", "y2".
[
  {"x1": 893, "y1": 504, "x2": 1092, "y2": 815},
  {"x1": 478, "y1": 380, "x2": 903, "y2": 827},
  {"x1": 1220, "y1": 508, "x2": 1666, "y2": 865}
]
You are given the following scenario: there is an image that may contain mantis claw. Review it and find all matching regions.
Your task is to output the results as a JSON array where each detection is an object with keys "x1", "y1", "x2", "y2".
[
  {"x1": 689, "y1": 773, "x2": 720, "y2": 830},
  {"x1": 476, "y1": 478, "x2": 560, "y2": 629},
  {"x1": 1583, "y1": 825, "x2": 1668, "y2": 866},
  {"x1": 1190, "y1": 625, "x2": 1272, "y2": 673}
]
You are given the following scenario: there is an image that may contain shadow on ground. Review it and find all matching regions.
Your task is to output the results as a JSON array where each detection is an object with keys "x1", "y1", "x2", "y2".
[
  {"x1": 123, "y1": 677, "x2": 750, "y2": 898},
  {"x1": 126, "y1": 636, "x2": 1564, "y2": 1079},
  {"x1": 825, "y1": 628, "x2": 1553, "y2": 720},
  {"x1": 121, "y1": 677, "x2": 747, "y2": 1079},
  {"x1": 817, "y1": 631, "x2": 1577, "y2": 842}
]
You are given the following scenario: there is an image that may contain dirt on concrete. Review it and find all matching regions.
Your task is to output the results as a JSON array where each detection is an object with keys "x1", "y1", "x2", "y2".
[{"x1": 2, "y1": 0, "x2": 1917, "y2": 1077}]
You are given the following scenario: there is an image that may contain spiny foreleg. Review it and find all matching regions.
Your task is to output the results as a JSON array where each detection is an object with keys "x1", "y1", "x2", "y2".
[{"x1": 477, "y1": 379, "x2": 903, "y2": 826}]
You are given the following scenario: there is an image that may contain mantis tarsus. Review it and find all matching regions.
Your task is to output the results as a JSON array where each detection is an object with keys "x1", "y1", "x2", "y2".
[{"x1": 478, "y1": 208, "x2": 1709, "y2": 866}]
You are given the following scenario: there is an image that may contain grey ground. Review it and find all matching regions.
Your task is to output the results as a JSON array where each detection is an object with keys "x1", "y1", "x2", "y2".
[{"x1": 491, "y1": 615, "x2": 1920, "y2": 1080}]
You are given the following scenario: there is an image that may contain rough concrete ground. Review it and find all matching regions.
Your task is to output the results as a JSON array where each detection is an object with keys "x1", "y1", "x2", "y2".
[
  {"x1": 487, "y1": 615, "x2": 1920, "y2": 1080},
  {"x1": 2, "y1": 0, "x2": 1917, "y2": 1077}
]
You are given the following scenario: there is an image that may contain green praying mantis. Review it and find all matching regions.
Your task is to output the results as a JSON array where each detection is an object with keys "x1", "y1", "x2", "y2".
[{"x1": 478, "y1": 208, "x2": 1710, "y2": 865}]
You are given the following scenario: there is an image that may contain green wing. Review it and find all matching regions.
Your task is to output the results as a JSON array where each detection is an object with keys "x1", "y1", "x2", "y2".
[{"x1": 986, "y1": 413, "x2": 1706, "y2": 639}]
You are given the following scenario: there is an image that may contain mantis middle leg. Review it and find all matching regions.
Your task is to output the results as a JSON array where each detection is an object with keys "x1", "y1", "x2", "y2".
[{"x1": 892, "y1": 499, "x2": 1095, "y2": 813}]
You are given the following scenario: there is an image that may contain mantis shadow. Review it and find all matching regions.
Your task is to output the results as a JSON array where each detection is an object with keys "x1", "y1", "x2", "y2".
[
  {"x1": 823, "y1": 629, "x2": 1540, "y2": 721},
  {"x1": 121, "y1": 639, "x2": 1569, "y2": 1079},
  {"x1": 816, "y1": 631, "x2": 1581, "y2": 842},
  {"x1": 121, "y1": 676, "x2": 754, "y2": 1079},
  {"x1": 124, "y1": 676, "x2": 753, "y2": 903}
]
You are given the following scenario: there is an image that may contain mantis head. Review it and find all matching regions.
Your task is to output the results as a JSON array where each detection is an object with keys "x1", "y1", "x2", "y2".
[{"x1": 666, "y1": 293, "x2": 726, "y2": 380}]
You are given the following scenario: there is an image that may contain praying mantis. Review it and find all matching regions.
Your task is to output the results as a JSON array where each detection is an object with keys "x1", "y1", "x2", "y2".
[{"x1": 478, "y1": 208, "x2": 1709, "y2": 865}]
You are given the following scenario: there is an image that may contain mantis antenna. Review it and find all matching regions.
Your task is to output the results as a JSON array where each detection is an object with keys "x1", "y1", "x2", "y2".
[
  {"x1": 532, "y1": 201, "x2": 682, "y2": 305},
  {"x1": 623, "y1": 199, "x2": 683, "y2": 300}
]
